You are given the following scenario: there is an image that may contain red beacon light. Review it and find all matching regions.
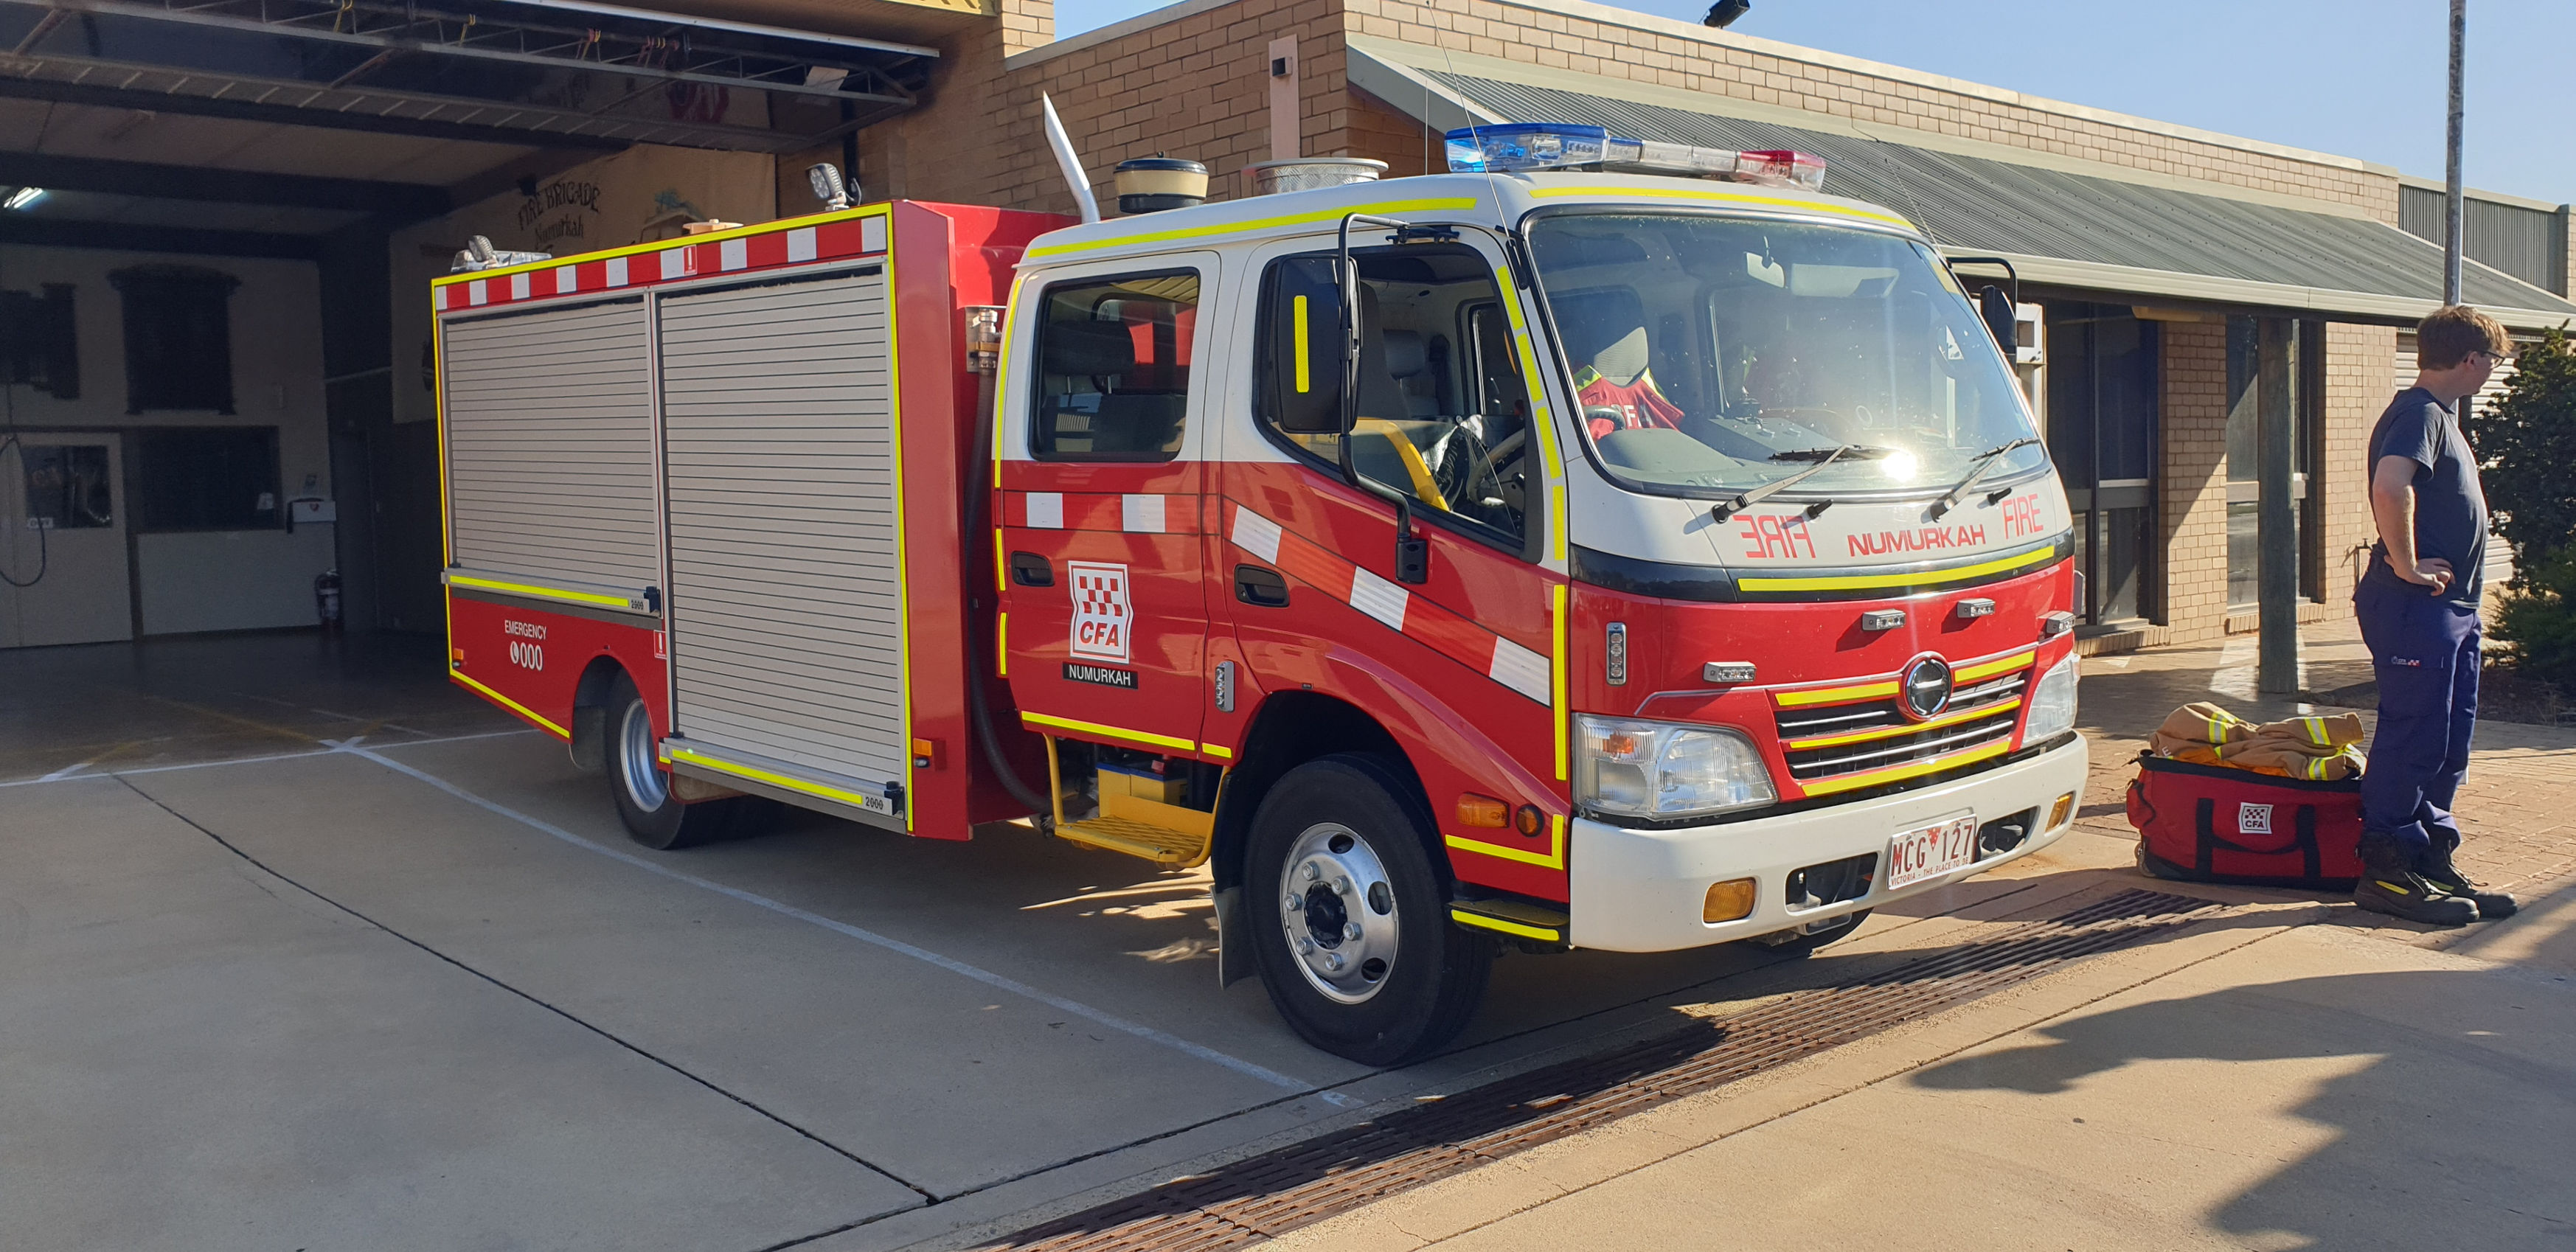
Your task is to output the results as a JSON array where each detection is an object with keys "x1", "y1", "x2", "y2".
[{"x1": 1443, "y1": 125, "x2": 1827, "y2": 189}]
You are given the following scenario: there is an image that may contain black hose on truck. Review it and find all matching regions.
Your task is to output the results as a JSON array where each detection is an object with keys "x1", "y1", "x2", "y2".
[{"x1": 964, "y1": 364, "x2": 1055, "y2": 818}]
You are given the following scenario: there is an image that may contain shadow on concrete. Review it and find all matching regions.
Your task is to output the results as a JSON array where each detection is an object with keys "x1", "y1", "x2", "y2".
[{"x1": 1909, "y1": 967, "x2": 2576, "y2": 1249}]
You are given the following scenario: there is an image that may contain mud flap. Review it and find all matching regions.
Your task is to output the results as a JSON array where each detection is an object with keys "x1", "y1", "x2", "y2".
[{"x1": 1213, "y1": 885, "x2": 1254, "y2": 987}]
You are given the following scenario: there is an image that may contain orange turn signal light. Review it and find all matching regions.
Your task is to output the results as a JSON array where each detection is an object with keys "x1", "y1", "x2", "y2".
[
  {"x1": 1514, "y1": 804, "x2": 1545, "y2": 838},
  {"x1": 2047, "y1": 791, "x2": 2076, "y2": 830},
  {"x1": 1703, "y1": 877, "x2": 1757, "y2": 924},
  {"x1": 1456, "y1": 793, "x2": 1509, "y2": 828}
]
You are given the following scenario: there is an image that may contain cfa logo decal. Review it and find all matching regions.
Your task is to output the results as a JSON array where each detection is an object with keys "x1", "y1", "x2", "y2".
[
  {"x1": 2238, "y1": 802, "x2": 2274, "y2": 835},
  {"x1": 1068, "y1": 561, "x2": 1132, "y2": 662}
]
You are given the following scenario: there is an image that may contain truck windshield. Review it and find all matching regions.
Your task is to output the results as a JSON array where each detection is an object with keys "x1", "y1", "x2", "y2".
[{"x1": 1526, "y1": 213, "x2": 2046, "y2": 498}]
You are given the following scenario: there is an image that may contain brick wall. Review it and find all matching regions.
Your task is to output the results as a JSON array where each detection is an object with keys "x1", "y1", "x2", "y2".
[
  {"x1": 855, "y1": 0, "x2": 1354, "y2": 217},
  {"x1": 2319, "y1": 323, "x2": 2396, "y2": 607},
  {"x1": 1342, "y1": 0, "x2": 2398, "y2": 221},
  {"x1": 2158, "y1": 323, "x2": 2231, "y2": 644}
]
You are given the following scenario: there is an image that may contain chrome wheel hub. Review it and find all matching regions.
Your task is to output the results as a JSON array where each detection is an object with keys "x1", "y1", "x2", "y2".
[
  {"x1": 617, "y1": 700, "x2": 669, "y2": 810},
  {"x1": 1277, "y1": 822, "x2": 1399, "y2": 1004}
]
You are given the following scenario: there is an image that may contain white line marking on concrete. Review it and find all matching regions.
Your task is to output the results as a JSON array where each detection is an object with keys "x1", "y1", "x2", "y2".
[
  {"x1": 324, "y1": 740, "x2": 1347, "y2": 1103},
  {"x1": 0, "y1": 729, "x2": 539, "y2": 790},
  {"x1": 38, "y1": 754, "x2": 110, "y2": 782}
]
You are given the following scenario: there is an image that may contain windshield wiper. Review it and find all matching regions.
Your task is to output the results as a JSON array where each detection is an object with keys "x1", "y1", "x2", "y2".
[
  {"x1": 1712, "y1": 443, "x2": 1875, "y2": 522},
  {"x1": 1926, "y1": 437, "x2": 2041, "y2": 520},
  {"x1": 1769, "y1": 445, "x2": 1892, "y2": 462}
]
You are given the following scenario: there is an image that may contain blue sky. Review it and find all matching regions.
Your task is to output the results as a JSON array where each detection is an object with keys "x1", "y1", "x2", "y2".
[{"x1": 1050, "y1": 0, "x2": 2573, "y2": 206}]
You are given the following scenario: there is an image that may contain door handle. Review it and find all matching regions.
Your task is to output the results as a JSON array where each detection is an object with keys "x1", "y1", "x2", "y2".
[
  {"x1": 1234, "y1": 564, "x2": 1289, "y2": 607},
  {"x1": 1010, "y1": 552, "x2": 1054, "y2": 587}
]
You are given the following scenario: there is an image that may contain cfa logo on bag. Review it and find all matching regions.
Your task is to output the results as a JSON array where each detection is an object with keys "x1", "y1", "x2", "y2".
[
  {"x1": 2238, "y1": 802, "x2": 2274, "y2": 835},
  {"x1": 1068, "y1": 561, "x2": 1131, "y2": 662}
]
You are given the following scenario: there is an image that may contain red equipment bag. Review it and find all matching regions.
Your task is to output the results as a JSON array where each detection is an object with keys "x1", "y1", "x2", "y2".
[{"x1": 2126, "y1": 751, "x2": 2364, "y2": 889}]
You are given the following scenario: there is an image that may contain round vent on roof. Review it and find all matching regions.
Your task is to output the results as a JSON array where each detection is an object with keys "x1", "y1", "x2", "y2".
[
  {"x1": 1114, "y1": 156, "x2": 1209, "y2": 214},
  {"x1": 1243, "y1": 158, "x2": 1388, "y2": 197}
]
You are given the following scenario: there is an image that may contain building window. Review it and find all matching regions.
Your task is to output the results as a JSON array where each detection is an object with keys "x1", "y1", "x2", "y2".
[
  {"x1": 1027, "y1": 271, "x2": 1198, "y2": 462},
  {"x1": 23, "y1": 445, "x2": 113, "y2": 529},
  {"x1": 109, "y1": 264, "x2": 241, "y2": 414},
  {"x1": 2225, "y1": 317, "x2": 2315, "y2": 610},
  {"x1": 1, "y1": 284, "x2": 79, "y2": 399},
  {"x1": 2044, "y1": 304, "x2": 2158, "y2": 625},
  {"x1": 135, "y1": 427, "x2": 280, "y2": 532}
]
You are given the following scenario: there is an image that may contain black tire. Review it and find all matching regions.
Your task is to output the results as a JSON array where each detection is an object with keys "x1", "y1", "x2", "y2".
[
  {"x1": 1758, "y1": 908, "x2": 1871, "y2": 958},
  {"x1": 1244, "y1": 754, "x2": 1492, "y2": 1066},
  {"x1": 605, "y1": 673, "x2": 749, "y2": 851}
]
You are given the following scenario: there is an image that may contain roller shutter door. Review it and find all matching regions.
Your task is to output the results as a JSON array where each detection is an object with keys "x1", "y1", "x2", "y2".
[
  {"x1": 659, "y1": 267, "x2": 906, "y2": 791},
  {"x1": 441, "y1": 297, "x2": 659, "y2": 595}
]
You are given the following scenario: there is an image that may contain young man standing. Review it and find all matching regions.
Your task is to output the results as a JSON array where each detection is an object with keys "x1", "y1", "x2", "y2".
[{"x1": 2352, "y1": 305, "x2": 2518, "y2": 925}]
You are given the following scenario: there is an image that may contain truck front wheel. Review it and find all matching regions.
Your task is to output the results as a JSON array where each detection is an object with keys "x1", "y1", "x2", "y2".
[
  {"x1": 607, "y1": 674, "x2": 757, "y2": 850},
  {"x1": 1245, "y1": 754, "x2": 1491, "y2": 1066}
]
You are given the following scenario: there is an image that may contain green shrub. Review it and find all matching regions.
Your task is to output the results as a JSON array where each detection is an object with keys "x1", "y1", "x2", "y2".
[
  {"x1": 2465, "y1": 324, "x2": 2576, "y2": 567},
  {"x1": 2494, "y1": 547, "x2": 2576, "y2": 692},
  {"x1": 2468, "y1": 325, "x2": 2576, "y2": 689}
]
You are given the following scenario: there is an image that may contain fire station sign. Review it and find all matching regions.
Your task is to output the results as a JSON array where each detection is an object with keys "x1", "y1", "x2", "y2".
[{"x1": 1068, "y1": 561, "x2": 1131, "y2": 663}]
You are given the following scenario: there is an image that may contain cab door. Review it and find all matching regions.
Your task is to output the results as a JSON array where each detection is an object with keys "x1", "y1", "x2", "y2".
[{"x1": 999, "y1": 257, "x2": 1218, "y2": 757}]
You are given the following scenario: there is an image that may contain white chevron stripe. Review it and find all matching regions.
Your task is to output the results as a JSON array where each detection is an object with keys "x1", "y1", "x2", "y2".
[
  {"x1": 1026, "y1": 492, "x2": 1063, "y2": 529},
  {"x1": 1122, "y1": 493, "x2": 1166, "y2": 533},
  {"x1": 1489, "y1": 638, "x2": 1551, "y2": 703},
  {"x1": 1231, "y1": 506, "x2": 1283, "y2": 563},
  {"x1": 1348, "y1": 567, "x2": 1409, "y2": 631}
]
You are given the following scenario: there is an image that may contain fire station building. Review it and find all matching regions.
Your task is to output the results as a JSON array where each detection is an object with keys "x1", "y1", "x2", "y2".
[{"x1": 2, "y1": 0, "x2": 2571, "y2": 655}]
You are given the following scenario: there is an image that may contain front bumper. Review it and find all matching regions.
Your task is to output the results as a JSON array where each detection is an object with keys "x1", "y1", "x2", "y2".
[{"x1": 1566, "y1": 735, "x2": 2089, "y2": 952}]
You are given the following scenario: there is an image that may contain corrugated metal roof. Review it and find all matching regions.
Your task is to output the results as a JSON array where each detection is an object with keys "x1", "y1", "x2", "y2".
[{"x1": 1429, "y1": 72, "x2": 2576, "y2": 326}]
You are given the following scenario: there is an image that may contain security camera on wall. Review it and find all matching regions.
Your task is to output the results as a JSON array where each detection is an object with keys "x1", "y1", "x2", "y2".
[{"x1": 808, "y1": 164, "x2": 856, "y2": 211}]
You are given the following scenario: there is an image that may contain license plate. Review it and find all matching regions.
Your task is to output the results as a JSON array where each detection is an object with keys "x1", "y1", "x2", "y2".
[{"x1": 1884, "y1": 815, "x2": 1980, "y2": 891}]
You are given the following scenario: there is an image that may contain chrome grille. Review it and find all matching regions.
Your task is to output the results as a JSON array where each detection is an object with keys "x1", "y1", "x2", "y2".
[{"x1": 1775, "y1": 671, "x2": 2027, "y2": 784}]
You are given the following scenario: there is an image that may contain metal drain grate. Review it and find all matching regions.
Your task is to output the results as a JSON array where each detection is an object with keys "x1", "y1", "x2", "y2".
[{"x1": 985, "y1": 888, "x2": 2221, "y2": 1252}]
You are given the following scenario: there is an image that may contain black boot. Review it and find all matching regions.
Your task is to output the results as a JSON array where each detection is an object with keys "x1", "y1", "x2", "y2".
[
  {"x1": 2416, "y1": 829, "x2": 2518, "y2": 919},
  {"x1": 2352, "y1": 831, "x2": 2476, "y2": 926}
]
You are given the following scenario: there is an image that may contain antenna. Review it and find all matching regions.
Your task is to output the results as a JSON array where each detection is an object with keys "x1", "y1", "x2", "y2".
[{"x1": 1039, "y1": 93, "x2": 1100, "y2": 225}]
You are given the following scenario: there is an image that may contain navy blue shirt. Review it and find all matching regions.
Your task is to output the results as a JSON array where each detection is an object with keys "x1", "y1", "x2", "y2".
[{"x1": 2364, "y1": 386, "x2": 2488, "y2": 605}]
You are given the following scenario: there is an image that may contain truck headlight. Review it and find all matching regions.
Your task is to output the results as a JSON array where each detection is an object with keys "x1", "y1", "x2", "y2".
[
  {"x1": 1575, "y1": 714, "x2": 1775, "y2": 820},
  {"x1": 2024, "y1": 654, "x2": 2079, "y2": 742}
]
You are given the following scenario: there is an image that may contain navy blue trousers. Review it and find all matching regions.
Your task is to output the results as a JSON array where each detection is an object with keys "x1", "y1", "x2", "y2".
[{"x1": 2355, "y1": 577, "x2": 2480, "y2": 861}]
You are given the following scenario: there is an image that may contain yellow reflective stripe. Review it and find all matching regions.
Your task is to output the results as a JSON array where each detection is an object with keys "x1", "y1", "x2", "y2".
[
  {"x1": 1489, "y1": 269, "x2": 1568, "y2": 564},
  {"x1": 1450, "y1": 908, "x2": 1560, "y2": 942},
  {"x1": 993, "y1": 274, "x2": 1025, "y2": 490},
  {"x1": 2304, "y1": 717, "x2": 2327, "y2": 745},
  {"x1": 665, "y1": 745, "x2": 886, "y2": 811},
  {"x1": 1774, "y1": 680, "x2": 1901, "y2": 708},
  {"x1": 1954, "y1": 650, "x2": 2038, "y2": 683},
  {"x1": 2207, "y1": 714, "x2": 2226, "y2": 744},
  {"x1": 1738, "y1": 546, "x2": 2055, "y2": 592},
  {"x1": 450, "y1": 670, "x2": 569, "y2": 739},
  {"x1": 431, "y1": 204, "x2": 894, "y2": 287},
  {"x1": 1292, "y1": 293, "x2": 1312, "y2": 392},
  {"x1": 883, "y1": 243, "x2": 915, "y2": 832},
  {"x1": 1020, "y1": 711, "x2": 1198, "y2": 753},
  {"x1": 1202, "y1": 743, "x2": 1232, "y2": 760},
  {"x1": 1526, "y1": 184, "x2": 1916, "y2": 229},
  {"x1": 996, "y1": 611, "x2": 1008, "y2": 678},
  {"x1": 1551, "y1": 583, "x2": 1570, "y2": 782},
  {"x1": 1445, "y1": 813, "x2": 1566, "y2": 870},
  {"x1": 1784, "y1": 698, "x2": 2022, "y2": 751},
  {"x1": 1799, "y1": 737, "x2": 2012, "y2": 796},
  {"x1": 446, "y1": 573, "x2": 633, "y2": 610},
  {"x1": 1022, "y1": 198, "x2": 1482, "y2": 258}
]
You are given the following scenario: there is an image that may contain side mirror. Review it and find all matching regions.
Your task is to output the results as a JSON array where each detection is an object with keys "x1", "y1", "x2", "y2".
[
  {"x1": 1266, "y1": 257, "x2": 1347, "y2": 434},
  {"x1": 1977, "y1": 285, "x2": 2016, "y2": 355}
]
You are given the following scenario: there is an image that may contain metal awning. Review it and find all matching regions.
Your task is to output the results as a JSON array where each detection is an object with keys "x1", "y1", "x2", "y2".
[
  {"x1": 1351, "y1": 42, "x2": 2576, "y2": 330},
  {"x1": 0, "y1": 0, "x2": 935, "y2": 152}
]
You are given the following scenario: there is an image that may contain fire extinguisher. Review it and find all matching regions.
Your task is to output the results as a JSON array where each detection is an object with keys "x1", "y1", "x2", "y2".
[{"x1": 316, "y1": 569, "x2": 344, "y2": 631}]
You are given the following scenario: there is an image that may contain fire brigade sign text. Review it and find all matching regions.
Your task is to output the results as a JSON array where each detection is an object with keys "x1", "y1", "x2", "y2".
[{"x1": 1068, "y1": 561, "x2": 1132, "y2": 663}]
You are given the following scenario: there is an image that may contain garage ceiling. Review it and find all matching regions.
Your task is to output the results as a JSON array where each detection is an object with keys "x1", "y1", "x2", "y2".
[{"x1": 0, "y1": 0, "x2": 946, "y2": 256}]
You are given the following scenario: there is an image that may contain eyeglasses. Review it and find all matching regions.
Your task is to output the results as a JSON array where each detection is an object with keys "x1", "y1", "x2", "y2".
[{"x1": 2470, "y1": 349, "x2": 2510, "y2": 366}]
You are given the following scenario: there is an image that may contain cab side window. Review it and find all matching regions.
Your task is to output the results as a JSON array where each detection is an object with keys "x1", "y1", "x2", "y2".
[
  {"x1": 1030, "y1": 271, "x2": 1200, "y2": 462},
  {"x1": 1254, "y1": 247, "x2": 1531, "y2": 543}
]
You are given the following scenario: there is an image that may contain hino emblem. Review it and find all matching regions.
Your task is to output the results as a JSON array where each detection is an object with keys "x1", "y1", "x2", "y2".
[{"x1": 1898, "y1": 655, "x2": 1954, "y2": 720}]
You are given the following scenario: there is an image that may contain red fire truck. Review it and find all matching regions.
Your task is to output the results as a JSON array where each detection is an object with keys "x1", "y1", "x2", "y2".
[{"x1": 434, "y1": 127, "x2": 2087, "y2": 1063}]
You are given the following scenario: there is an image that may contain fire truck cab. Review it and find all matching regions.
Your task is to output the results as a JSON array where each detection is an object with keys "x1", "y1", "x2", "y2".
[{"x1": 434, "y1": 131, "x2": 2087, "y2": 1066}]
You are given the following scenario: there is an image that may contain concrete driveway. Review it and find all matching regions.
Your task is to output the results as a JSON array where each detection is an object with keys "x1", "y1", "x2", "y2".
[{"x1": 0, "y1": 634, "x2": 1805, "y2": 1251}]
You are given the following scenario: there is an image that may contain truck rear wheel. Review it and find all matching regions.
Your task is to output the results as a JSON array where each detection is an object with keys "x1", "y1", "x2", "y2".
[
  {"x1": 607, "y1": 674, "x2": 755, "y2": 850},
  {"x1": 1245, "y1": 754, "x2": 1490, "y2": 1066}
]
